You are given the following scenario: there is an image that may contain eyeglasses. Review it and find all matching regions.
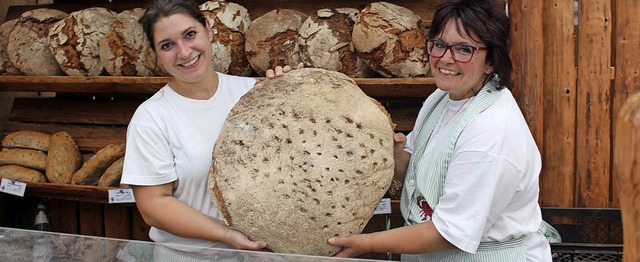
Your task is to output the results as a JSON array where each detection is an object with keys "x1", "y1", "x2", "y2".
[{"x1": 426, "y1": 38, "x2": 487, "y2": 63}]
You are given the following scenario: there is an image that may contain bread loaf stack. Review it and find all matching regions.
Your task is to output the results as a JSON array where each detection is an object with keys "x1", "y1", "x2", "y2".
[
  {"x1": 0, "y1": 130, "x2": 125, "y2": 187},
  {"x1": 0, "y1": 19, "x2": 21, "y2": 75}
]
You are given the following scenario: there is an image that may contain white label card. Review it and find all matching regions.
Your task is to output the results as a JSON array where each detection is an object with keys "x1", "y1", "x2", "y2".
[
  {"x1": 0, "y1": 178, "x2": 27, "y2": 197},
  {"x1": 374, "y1": 198, "x2": 391, "y2": 215},
  {"x1": 108, "y1": 188, "x2": 136, "y2": 203}
]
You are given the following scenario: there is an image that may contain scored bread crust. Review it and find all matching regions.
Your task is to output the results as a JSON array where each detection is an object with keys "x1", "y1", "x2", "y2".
[{"x1": 210, "y1": 68, "x2": 394, "y2": 256}]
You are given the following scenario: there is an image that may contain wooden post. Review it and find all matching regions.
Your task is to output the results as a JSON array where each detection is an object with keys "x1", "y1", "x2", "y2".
[
  {"x1": 615, "y1": 93, "x2": 640, "y2": 262},
  {"x1": 540, "y1": 0, "x2": 576, "y2": 208}
]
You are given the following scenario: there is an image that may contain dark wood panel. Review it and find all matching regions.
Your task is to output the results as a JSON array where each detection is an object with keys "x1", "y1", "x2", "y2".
[
  {"x1": 10, "y1": 96, "x2": 141, "y2": 125},
  {"x1": 50, "y1": 199, "x2": 79, "y2": 234},
  {"x1": 3, "y1": 122, "x2": 126, "y2": 152},
  {"x1": 24, "y1": 182, "x2": 116, "y2": 203},
  {"x1": 104, "y1": 204, "x2": 132, "y2": 239},
  {"x1": 79, "y1": 202, "x2": 104, "y2": 237},
  {"x1": 131, "y1": 208, "x2": 152, "y2": 241}
]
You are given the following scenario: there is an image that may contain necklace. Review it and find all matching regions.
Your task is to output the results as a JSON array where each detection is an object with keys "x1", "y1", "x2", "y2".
[{"x1": 432, "y1": 97, "x2": 472, "y2": 137}]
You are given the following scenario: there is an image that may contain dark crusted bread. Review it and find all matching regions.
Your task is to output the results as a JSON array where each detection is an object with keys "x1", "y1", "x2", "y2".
[{"x1": 209, "y1": 68, "x2": 394, "y2": 256}]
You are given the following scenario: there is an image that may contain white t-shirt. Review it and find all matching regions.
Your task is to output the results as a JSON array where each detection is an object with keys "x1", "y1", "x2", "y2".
[
  {"x1": 405, "y1": 89, "x2": 551, "y2": 261},
  {"x1": 121, "y1": 72, "x2": 255, "y2": 251}
]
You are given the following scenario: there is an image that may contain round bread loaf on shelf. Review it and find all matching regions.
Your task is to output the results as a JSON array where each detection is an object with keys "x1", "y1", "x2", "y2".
[
  {"x1": 99, "y1": 8, "x2": 155, "y2": 76},
  {"x1": 210, "y1": 68, "x2": 395, "y2": 256},
  {"x1": 298, "y1": 8, "x2": 374, "y2": 78},
  {"x1": 200, "y1": 1, "x2": 253, "y2": 76},
  {"x1": 245, "y1": 9, "x2": 307, "y2": 76},
  {"x1": 143, "y1": 44, "x2": 169, "y2": 76},
  {"x1": 48, "y1": 7, "x2": 116, "y2": 76},
  {"x1": 7, "y1": 8, "x2": 68, "y2": 76},
  {"x1": 46, "y1": 131, "x2": 81, "y2": 184},
  {"x1": 1, "y1": 130, "x2": 50, "y2": 151},
  {"x1": 352, "y1": 2, "x2": 429, "y2": 77},
  {"x1": 0, "y1": 19, "x2": 22, "y2": 75}
]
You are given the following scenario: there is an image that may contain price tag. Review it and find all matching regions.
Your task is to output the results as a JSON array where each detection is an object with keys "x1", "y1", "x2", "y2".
[
  {"x1": 0, "y1": 178, "x2": 27, "y2": 197},
  {"x1": 108, "y1": 188, "x2": 136, "y2": 203},
  {"x1": 373, "y1": 198, "x2": 391, "y2": 215}
]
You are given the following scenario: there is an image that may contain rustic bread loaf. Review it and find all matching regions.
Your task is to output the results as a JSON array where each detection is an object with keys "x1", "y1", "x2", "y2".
[
  {"x1": 245, "y1": 9, "x2": 307, "y2": 76},
  {"x1": 48, "y1": 7, "x2": 116, "y2": 76},
  {"x1": 7, "y1": 8, "x2": 68, "y2": 76},
  {"x1": 2, "y1": 130, "x2": 50, "y2": 151},
  {"x1": 0, "y1": 165, "x2": 47, "y2": 183},
  {"x1": 72, "y1": 143, "x2": 125, "y2": 185},
  {"x1": 200, "y1": 1, "x2": 253, "y2": 76},
  {"x1": 143, "y1": 45, "x2": 169, "y2": 76},
  {"x1": 0, "y1": 19, "x2": 22, "y2": 75},
  {"x1": 45, "y1": 131, "x2": 81, "y2": 184},
  {"x1": 210, "y1": 68, "x2": 395, "y2": 256},
  {"x1": 352, "y1": 2, "x2": 429, "y2": 77},
  {"x1": 97, "y1": 157, "x2": 123, "y2": 187},
  {"x1": 298, "y1": 8, "x2": 374, "y2": 78},
  {"x1": 0, "y1": 148, "x2": 47, "y2": 171},
  {"x1": 99, "y1": 8, "x2": 155, "y2": 76}
]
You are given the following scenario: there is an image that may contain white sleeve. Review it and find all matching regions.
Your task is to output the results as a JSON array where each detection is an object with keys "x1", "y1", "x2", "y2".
[{"x1": 121, "y1": 117, "x2": 177, "y2": 186}]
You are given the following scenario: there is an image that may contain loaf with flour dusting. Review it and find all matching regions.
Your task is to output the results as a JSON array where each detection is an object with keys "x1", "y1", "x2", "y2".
[{"x1": 210, "y1": 68, "x2": 394, "y2": 256}]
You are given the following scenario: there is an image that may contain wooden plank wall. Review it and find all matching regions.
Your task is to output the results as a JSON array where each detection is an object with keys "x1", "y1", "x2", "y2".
[{"x1": 512, "y1": 0, "x2": 640, "y2": 210}]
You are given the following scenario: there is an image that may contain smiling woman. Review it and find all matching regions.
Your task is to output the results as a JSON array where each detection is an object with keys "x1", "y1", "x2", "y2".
[{"x1": 118, "y1": 0, "x2": 293, "y2": 260}]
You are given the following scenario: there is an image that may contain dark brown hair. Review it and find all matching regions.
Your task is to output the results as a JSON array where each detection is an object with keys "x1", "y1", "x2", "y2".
[
  {"x1": 429, "y1": 0, "x2": 512, "y2": 89},
  {"x1": 139, "y1": 0, "x2": 207, "y2": 51}
]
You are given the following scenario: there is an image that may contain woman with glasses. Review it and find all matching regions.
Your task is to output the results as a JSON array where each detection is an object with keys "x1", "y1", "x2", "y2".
[{"x1": 329, "y1": 0, "x2": 552, "y2": 261}]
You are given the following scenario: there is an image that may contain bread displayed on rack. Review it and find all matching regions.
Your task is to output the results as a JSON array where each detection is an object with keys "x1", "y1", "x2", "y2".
[
  {"x1": 200, "y1": 1, "x2": 253, "y2": 76},
  {"x1": 352, "y1": 2, "x2": 430, "y2": 77},
  {"x1": 298, "y1": 8, "x2": 374, "y2": 78},
  {"x1": 0, "y1": 148, "x2": 47, "y2": 171},
  {"x1": 7, "y1": 8, "x2": 69, "y2": 76},
  {"x1": 210, "y1": 68, "x2": 394, "y2": 256},
  {"x1": 99, "y1": 8, "x2": 155, "y2": 76},
  {"x1": 97, "y1": 157, "x2": 124, "y2": 187},
  {"x1": 46, "y1": 131, "x2": 82, "y2": 184},
  {"x1": 0, "y1": 19, "x2": 21, "y2": 75},
  {"x1": 245, "y1": 9, "x2": 307, "y2": 76},
  {"x1": 0, "y1": 165, "x2": 47, "y2": 183},
  {"x1": 48, "y1": 7, "x2": 117, "y2": 76},
  {"x1": 1, "y1": 130, "x2": 50, "y2": 151},
  {"x1": 72, "y1": 143, "x2": 125, "y2": 186}
]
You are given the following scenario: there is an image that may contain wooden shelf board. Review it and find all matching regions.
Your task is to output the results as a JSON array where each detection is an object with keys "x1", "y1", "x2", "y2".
[
  {"x1": 24, "y1": 182, "x2": 117, "y2": 203},
  {"x1": 0, "y1": 76, "x2": 436, "y2": 97}
]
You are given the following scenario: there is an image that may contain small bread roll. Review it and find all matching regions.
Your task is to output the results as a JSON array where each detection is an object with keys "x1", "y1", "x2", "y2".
[
  {"x1": 0, "y1": 165, "x2": 47, "y2": 183},
  {"x1": 0, "y1": 148, "x2": 47, "y2": 171},
  {"x1": 2, "y1": 131, "x2": 50, "y2": 151}
]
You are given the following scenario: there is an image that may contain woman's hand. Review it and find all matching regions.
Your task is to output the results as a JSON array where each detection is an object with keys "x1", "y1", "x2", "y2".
[
  {"x1": 328, "y1": 234, "x2": 372, "y2": 258},
  {"x1": 223, "y1": 227, "x2": 267, "y2": 250},
  {"x1": 265, "y1": 62, "x2": 304, "y2": 78}
]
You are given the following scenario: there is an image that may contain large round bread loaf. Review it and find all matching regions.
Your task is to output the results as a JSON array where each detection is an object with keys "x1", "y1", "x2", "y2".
[
  {"x1": 48, "y1": 7, "x2": 116, "y2": 76},
  {"x1": 298, "y1": 8, "x2": 374, "y2": 78},
  {"x1": 99, "y1": 8, "x2": 155, "y2": 76},
  {"x1": 7, "y1": 8, "x2": 68, "y2": 76},
  {"x1": 245, "y1": 9, "x2": 307, "y2": 76},
  {"x1": 200, "y1": 1, "x2": 253, "y2": 76},
  {"x1": 0, "y1": 19, "x2": 22, "y2": 75},
  {"x1": 210, "y1": 68, "x2": 394, "y2": 256},
  {"x1": 352, "y1": 2, "x2": 429, "y2": 77}
]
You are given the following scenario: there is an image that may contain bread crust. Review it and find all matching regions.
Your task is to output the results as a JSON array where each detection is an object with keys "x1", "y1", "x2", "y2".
[
  {"x1": 2, "y1": 130, "x2": 50, "y2": 151},
  {"x1": 72, "y1": 143, "x2": 125, "y2": 185},
  {"x1": 97, "y1": 157, "x2": 124, "y2": 187},
  {"x1": 0, "y1": 165, "x2": 47, "y2": 183},
  {"x1": 46, "y1": 131, "x2": 81, "y2": 184},
  {"x1": 0, "y1": 148, "x2": 47, "y2": 171}
]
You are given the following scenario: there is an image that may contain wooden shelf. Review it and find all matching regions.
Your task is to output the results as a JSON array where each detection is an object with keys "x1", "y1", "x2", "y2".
[
  {"x1": 23, "y1": 182, "x2": 121, "y2": 204},
  {"x1": 0, "y1": 76, "x2": 436, "y2": 97}
]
